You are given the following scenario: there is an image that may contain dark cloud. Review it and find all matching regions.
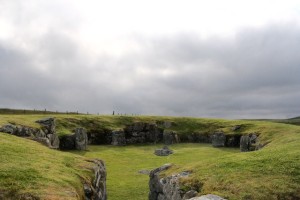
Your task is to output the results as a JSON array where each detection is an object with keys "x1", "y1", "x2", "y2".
[{"x1": 1, "y1": 23, "x2": 300, "y2": 118}]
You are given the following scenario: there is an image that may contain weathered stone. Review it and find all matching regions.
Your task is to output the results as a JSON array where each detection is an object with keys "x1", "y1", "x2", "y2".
[
  {"x1": 124, "y1": 122, "x2": 163, "y2": 144},
  {"x1": 0, "y1": 124, "x2": 18, "y2": 134},
  {"x1": 111, "y1": 130, "x2": 126, "y2": 146},
  {"x1": 35, "y1": 117, "x2": 56, "y2": 135},
  {"x1": 182, "y1": 190, "x2": 198, "y2": 199},
  {"x1": 85, "y1": 159, "x2": 107, "y2": 200},
  {"x1": 75, "y1": 127, "x2": 88, "y2": 150},
  {"x1": 240, "y1": 135, "x2": 250, "y2": 152},
  {"x1": 188, "y1": 194, "x2": 226, "y2": 200},
  {"x1": 163, "y1": 131, "x2": 179, "y2": 145},
  {"x1": 149, "y1": 164, "x2": 172, "y2": 200},
  {"x1": 149, "y1": 164, "x2": 195, "y2": 200},
  {"x1": 154, "y1": 146, "x2": 173, "y2": 156},
  {"x1": 211, "y1": 131, "x2": 226, "y2": 147},
  {"x1": 17, "y1": 126, "x2": 34, "y2": 137},
  {"x1": 47, "y1": 133, "x2": 60, "y2": 149}
]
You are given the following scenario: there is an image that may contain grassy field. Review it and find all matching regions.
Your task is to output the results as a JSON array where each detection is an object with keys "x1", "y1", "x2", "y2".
[
  {"x1": 1, "y1": 113, "x2": 300, "y2": 199},
  {"x1": 74, "y1": 144, "x2": 239, "y2": 200}
]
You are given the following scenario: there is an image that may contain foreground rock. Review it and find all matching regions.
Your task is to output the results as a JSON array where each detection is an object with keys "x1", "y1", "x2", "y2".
[
  {"x1": 240, "y1": 133, "x2": 259, "y2": 152},
  {"x1": 84, "y1": 159, "x2": 107, "y2": 200},
  {"x1": 154, "y1": 146, "x2": 173, "y2": 156},
  {"x1": 149, "y1": 164, "x2": 199, "y2": 200}
]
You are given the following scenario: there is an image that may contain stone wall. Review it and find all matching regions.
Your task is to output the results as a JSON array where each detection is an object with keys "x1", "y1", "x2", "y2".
[{"x1": 84, "y1": 159, "x2": 107, "y2": 200}]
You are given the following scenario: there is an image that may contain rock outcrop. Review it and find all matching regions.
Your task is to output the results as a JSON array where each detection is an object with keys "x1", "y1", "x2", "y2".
[
  {"x1": 187, "y1": 133, "x2": 211, "y2": 143},
  {"x1": 0, "y1": 124, "x2": 38, "y2": 137},
  {"x1": 163, "y1": 131, "x2": 180, "y2": 145},
  {"x1": 154, "y1": 146, "x2": 173, "y2": 156},
  {"x1": 211, "y1": 131, "x2": 226, "y2": 147},
  {"x1": 35, "y1": 117, "x2": 56, "y2": 135},
  {"x1": 124, "y1": 122, "x2": 163, "y2": 144},
  {"x1": 240, "y1": 133, "x2": 259, "y2": 152},
  {"x1": 149, "y1": 164, "x2": 199, "y2": 200},
  {"x1": 84, "y1": 159, "x2": 107, "y2": 200},
  {"x1": 35, "y1": 117, "x2": 60, "y2": 149},
  {"x1": 111, "y1": 130, "x2": 126, "y2": 146},
  {"x1": 59, "y1": 128, "x2": 88, "y2": 150}
]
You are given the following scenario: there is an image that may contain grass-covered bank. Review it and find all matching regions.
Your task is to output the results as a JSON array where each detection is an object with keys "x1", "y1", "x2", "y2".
[{"x1": 0, "y1": 133, "x2": 94, "y2": 199}]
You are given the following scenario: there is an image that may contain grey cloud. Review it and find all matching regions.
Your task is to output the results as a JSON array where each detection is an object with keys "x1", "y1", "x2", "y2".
[{"x1": 1, "y1": 23, "x2": 300, "y2": 118}]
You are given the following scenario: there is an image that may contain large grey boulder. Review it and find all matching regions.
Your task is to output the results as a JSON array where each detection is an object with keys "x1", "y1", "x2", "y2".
[
  {"x1": 149, "y1": 164, "x2": 196, "y2": 200},
  {"x1": 211, "y1": 131, "x2": 226, "y2": 147},
  {"x1": 75, "y1": 127, "x2": 88, "y2": 150},
  {"x1": 47, "y1": 133, "x2": 60, "y2": 149},
  {"x1": 154, "y1": 146, "x2": 173, "y2": 156},
  {"x1": 111, "y1": 130, "x2": 126, "y2": 146},
  {"x1": 240, "y1": 135, "x2": 250, "y2": 152}
]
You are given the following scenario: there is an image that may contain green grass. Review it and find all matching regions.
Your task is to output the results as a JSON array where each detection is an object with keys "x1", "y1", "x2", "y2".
[
  {"x1": 1, "y1": 113, "x2": 300, "y2": 199},
  {"x1": 74, "y1": 144, "x2": 240, "y2": 200},
  {"x1": 0, "y1": 133, "x2": 94, "y2": 199}
]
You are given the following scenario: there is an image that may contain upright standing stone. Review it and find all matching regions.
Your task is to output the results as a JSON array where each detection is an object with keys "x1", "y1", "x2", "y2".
[
  {"x1": 240, "y1": 135, "x2": 250, "y2": 152},
  {"x1": 75, "y1": 127, "x2": 88, "y2": 150}
]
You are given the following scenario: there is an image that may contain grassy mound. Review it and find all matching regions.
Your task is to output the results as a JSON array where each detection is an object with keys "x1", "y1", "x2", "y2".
[{"x1": 0, "y1": 133, "x2": 94, "y2": 199}]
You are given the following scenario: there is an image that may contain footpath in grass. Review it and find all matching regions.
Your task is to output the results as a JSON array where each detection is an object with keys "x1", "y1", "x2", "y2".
[{"x1": 74, "y1": 144, "x2": 239, "y2": 200}]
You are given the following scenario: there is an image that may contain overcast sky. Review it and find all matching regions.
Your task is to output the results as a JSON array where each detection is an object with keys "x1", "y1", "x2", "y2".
[{"x1": 1, "y1": 0, "x2": 300, "y2": 119}]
